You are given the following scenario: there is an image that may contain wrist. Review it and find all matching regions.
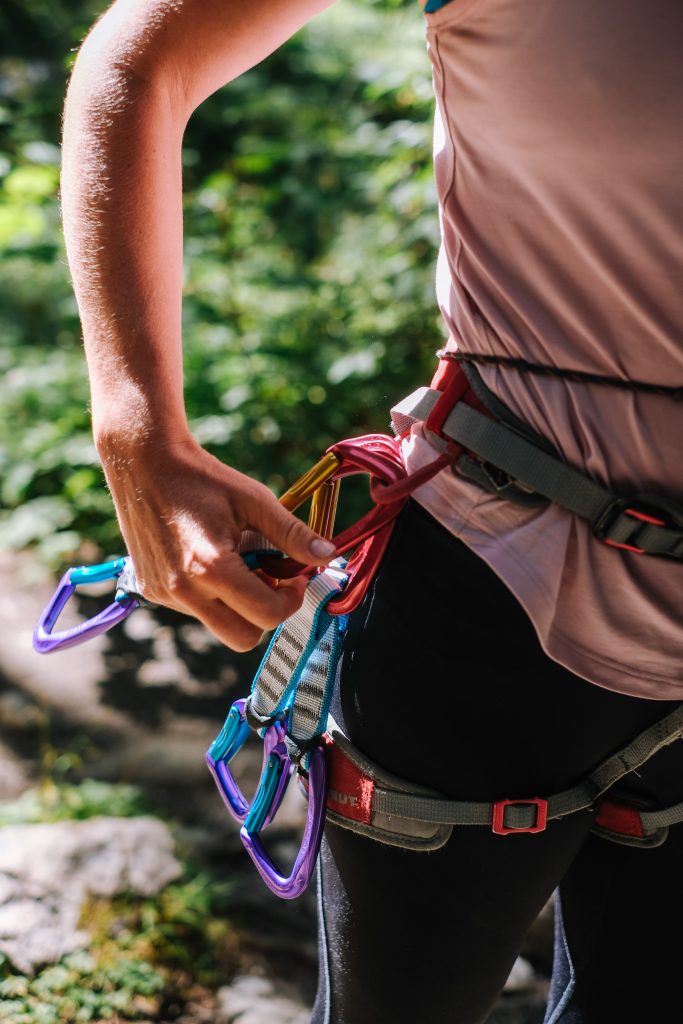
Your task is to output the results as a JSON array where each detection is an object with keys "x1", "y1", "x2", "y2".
[{"x1": 93, "y1": 408, "x2": 196, "y2": 467}]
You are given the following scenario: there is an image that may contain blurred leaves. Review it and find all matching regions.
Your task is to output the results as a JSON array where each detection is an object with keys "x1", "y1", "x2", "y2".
[
  {"x1": 1, "y1": 0, "x2": 444, "y2": 570},
  {"x1": 0, "y1": 778, "x2": 150, "y2": 826}
]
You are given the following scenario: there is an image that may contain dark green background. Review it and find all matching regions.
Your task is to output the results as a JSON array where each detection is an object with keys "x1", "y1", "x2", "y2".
[{"x1": 0, "y1": 0, "x2": 444, "y2": 570}]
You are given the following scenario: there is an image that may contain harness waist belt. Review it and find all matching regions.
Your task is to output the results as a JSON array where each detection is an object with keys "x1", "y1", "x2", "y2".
[{"x1": 391, "y1": 368, "x2": 683, "y2": 561}]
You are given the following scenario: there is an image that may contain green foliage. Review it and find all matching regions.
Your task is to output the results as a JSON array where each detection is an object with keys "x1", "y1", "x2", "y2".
[
  {"x1": 0, "y1": 868, "x2": 238, "y2": 1022},
  {"x1": 0, "y1": 951, "x2": 165, "y2": 1023},
  {"x1": 0, "y1": 0, "x2": 443, "y2": 571},
  {"x1": 0, "y1": 778, "x2": 150, "y2": 826},
  {"x1": 0, "y1": 778, "x2": 238, "y2": 1021}
]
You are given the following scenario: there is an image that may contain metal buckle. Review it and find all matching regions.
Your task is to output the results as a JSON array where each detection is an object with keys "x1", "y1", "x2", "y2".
[
  {"x1": 205, "y1": 698, "x2": 293, "y2": 825},
  {"x1": 32, "y1": 557, "x2": 139, "y2": 654},
  {"x1": 593, "y1": 496, "x2": 668, "y2": 554},
  {"x1": 492, "y1": 797, "x2": 548, "y2": 834}
]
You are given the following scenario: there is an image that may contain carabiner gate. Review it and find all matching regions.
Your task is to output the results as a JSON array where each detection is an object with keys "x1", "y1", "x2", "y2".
[
  {"x1": 240, "y1": 742, "x2": 327, "y2": 900},
  {"x1": 205, "y1": 698, "x2": 293, "y2": 826}
]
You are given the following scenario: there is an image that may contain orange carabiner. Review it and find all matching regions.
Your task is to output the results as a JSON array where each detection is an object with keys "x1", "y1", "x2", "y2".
[
  {"x1": 258, "y1": 433, "x2": 409, "y2": 613},
  {"x1": 278, "y1": 451, "x2": 341, "y2": 513}
]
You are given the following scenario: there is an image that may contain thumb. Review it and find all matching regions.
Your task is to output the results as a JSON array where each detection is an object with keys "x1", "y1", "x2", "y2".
[{"x1": 253, "y1": 494, "x2": 337, "y2": 566}]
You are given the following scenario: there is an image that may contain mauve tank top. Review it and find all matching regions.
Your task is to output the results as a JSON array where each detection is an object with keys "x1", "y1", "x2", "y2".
[{"x1": 399, "y1": 0, "x2": 683, "y2": 698}]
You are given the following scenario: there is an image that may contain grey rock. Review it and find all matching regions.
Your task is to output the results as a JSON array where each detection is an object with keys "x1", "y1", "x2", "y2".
[
  {"x1": 217, "y1": 974, "x2": 310, "y2": 1024},
  {"x1": 0, "y1": 815, "x2": 182, "y2": 973}
]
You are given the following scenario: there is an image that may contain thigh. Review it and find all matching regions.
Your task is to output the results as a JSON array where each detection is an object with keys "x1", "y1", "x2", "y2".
[
  {"x1": 315, "y1": 814, "x2": 591, "y2": 1024},
  {"x1": 549, "y1": 743, "x2": 683, "y2": 1024},
  {"x1": 313, "y1": 501, "x2": 681, "y2": 1024}
]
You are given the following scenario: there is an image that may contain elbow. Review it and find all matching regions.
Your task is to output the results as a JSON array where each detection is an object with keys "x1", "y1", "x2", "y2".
[{"x1": 64, "y1": 9, "x2": 188, "y2": 131}]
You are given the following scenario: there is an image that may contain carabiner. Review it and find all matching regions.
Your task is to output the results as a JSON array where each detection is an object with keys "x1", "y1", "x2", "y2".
[
  {"x1": 33, "y1": 557, "x2": 140, "y2": 654},
  {"x1": 205, "y1": 698, "x2": 293, "y2": 825},
  {"x1": 256, "y1": 433, "x2": 409, "y2": 613},
  {"x1": 240, "y1": 742, "x2": 327, "y2": 900}
]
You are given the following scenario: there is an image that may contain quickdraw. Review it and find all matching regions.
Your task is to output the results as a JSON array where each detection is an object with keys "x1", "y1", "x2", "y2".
[
  {"x1": 32, "y1": 355, "x2": 683, "y2": 900},
  {"x1": 32, "y1": 430, "x2": 442, "y2": 651}
]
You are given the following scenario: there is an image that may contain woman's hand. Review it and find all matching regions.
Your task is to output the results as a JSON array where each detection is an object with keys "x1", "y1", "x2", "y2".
[{"x1": 100, "y1": 434, "x2": 336, "y2": 651}]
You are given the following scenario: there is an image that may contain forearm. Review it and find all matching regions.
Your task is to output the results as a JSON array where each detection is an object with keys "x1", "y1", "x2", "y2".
[
  {"x1": 61, "y1": 34, "x2": 190, "y2": 455},
  {"x1": 57, "y1": 0, "x2": 337, "y2": 648},
  {"x1": 61, "y1": 0, "x2": 336, "y2": 455}
]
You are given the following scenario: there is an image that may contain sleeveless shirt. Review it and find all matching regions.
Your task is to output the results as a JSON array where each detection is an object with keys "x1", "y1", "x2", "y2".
[{"x1": 400, "y1": 0, "x2": 683, "y2": 698}]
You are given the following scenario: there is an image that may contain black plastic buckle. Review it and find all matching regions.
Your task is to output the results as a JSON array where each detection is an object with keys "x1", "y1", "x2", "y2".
[
  {"x1": 593, "y1": 495, "x2": 673, "y2": 555},
  {"x1": 455, "y1": 454, "x2": 549, "y2": 509}
]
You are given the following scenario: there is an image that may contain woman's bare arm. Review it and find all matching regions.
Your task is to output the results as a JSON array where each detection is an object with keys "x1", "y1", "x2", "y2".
[{"x1": 61, "y1": 0, "x2": 338, "y2": 651}]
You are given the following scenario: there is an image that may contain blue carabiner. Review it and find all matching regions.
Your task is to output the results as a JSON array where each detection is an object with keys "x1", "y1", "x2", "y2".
[{"x1": 205, "y1": 698, "x2": 294, "y2": 825}]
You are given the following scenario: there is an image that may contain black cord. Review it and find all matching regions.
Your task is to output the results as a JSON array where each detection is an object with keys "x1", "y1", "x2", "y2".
[{"x1": 437, "y1": 349, "x2": 683, "y2": 401}]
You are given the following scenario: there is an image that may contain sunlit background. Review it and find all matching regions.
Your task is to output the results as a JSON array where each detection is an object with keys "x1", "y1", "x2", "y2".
[{"x1": 0, "y1": 2, "x2": 453, "y2": 1020}]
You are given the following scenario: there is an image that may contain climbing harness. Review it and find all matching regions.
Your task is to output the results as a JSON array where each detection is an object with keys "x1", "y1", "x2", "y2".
[{"x1": 32, "y1": 352, "x2": 683, "y2": 898}]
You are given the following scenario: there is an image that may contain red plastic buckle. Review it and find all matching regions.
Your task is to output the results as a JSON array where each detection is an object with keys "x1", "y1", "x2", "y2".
[
  {"x1": 492, "y1": 797, "x2": 548, "y2": 835},
  {"x1": 595, "y1": 499, "x2": 668, "y2": 555}
]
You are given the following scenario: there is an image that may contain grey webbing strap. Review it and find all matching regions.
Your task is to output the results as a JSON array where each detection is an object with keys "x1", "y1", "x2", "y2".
[
  {"x1": 392, "y1": 383, "x2": 683, "y2": 559},
  {"x1": 288, "y1": 616, "x2": 342, "y2": 747},
  {"x1": 391, "y1": 387, "x2": 441, "y2": 443},
  {"x1": 447, "y1": 404, "x2": 683, "y2": 557},
  {"x1": 638, "y1": 800, "x2": 683, "y2": 831},
  {"x1": 250, "y1": 568, "x2": 345, "y2": 724},
  {"x1": 446, "y1": 403, "x2": 614, "y2": 524},
  {"x1": 369, "y1": 704, "x2": 683, "y2": 830}
]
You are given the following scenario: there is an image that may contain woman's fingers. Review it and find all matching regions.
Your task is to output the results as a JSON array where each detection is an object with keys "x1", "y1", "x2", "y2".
[
  {"x1": 248, "y1": 489, "x2": 337, "y2": 566},
  {"x1": 193, "y1": 548, "x2": 309, "y2": 631},
  {"x1": 183, "y1": 573, "x2": 308, "y2": 651}
]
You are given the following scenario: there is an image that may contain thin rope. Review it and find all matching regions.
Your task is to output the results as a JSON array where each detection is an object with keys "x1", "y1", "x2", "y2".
[{"x1": 437, "y1": 350, "x2": 683, "y2": 401}]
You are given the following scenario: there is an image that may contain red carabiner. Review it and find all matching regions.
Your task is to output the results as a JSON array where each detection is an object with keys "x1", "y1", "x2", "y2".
[
  {"x1": 257, "y1": 434, "x2": 407, "y2": 612},
  {"x1": 259, "y1": 431, "x2": 455, "y2": 614}
]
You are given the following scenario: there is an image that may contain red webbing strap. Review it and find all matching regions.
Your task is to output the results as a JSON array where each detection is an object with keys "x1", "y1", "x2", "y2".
[
  {"x1": 593, "y1": 800, "x2": 645, "y2": 838},
  {"x1": 322, "y1": 734, "x2": 374, "y2": 824},
  {"x1": 426, "y1": 356, "x2": 492, "y2": 438}
]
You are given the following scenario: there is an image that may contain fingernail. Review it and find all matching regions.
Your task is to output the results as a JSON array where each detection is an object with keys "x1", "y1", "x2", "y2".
[{"x1": 310, "y1": 538, "x2": 336, "y2": 559}]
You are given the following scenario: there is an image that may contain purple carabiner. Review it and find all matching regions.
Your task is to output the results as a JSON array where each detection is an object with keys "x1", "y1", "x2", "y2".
[
  {"x1": 33, "y1": 558, "x2": 139, "y2": 654},
  {"x1": 205, "y1": 700, "x2": 294, "y2": 826},
  {"x1": 240, "y1": 743, "x2": 327, "y2": 900}
]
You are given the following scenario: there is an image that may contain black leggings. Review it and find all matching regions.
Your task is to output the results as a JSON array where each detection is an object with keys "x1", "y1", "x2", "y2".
[{"x1": 311, "y1": 501, "x2": 683, "y2": 1024}]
